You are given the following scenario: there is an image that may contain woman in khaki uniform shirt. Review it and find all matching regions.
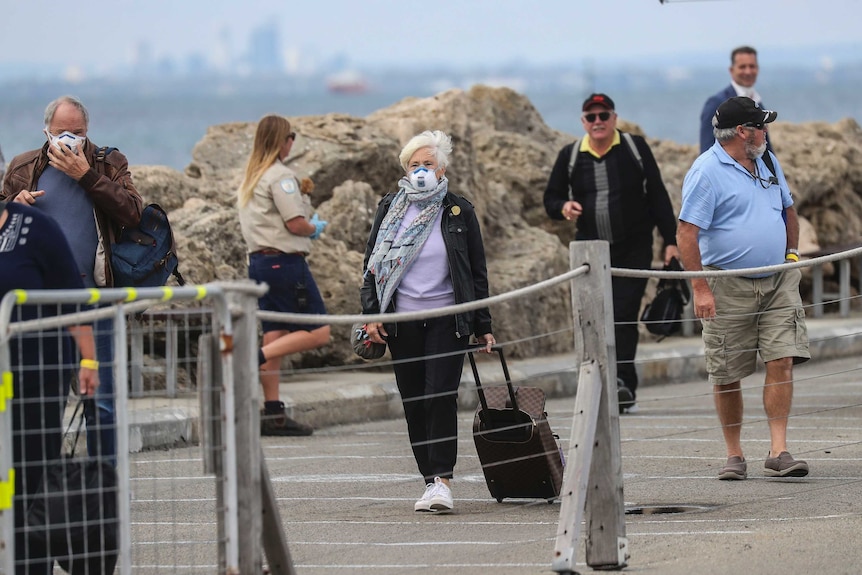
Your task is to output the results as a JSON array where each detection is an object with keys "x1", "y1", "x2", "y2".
[{"x1": 237, "y1": 115, "x2": 329, "y2": 436}]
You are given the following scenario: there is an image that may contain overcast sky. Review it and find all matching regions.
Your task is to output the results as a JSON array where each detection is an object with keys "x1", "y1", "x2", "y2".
[{"x1": 2, "y1": 0, "x2": 861, "y2": 74}]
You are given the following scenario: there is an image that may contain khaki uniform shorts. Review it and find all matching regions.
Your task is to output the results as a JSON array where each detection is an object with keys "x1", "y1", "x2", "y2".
[{"x1": 702, "y1": 268, "x2": 810, "y2": 386}]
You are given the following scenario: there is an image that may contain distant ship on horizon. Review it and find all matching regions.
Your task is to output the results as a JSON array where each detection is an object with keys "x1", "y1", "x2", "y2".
[{"x1": 326, "y1": 70, "x2": 369, "y2": 94}]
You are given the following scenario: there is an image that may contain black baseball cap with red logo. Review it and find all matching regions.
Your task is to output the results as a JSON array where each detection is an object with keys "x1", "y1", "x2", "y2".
[{"x1": 582, "y1": 93, "x2": 615, "y2": 111}]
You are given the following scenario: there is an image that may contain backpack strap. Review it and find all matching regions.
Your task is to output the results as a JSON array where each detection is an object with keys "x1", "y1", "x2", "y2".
[
  {"x1": 173, "y1": 268, "x2": 186, "y2": 286},
  {"x1": 620, "y1": 132, "x2": 647, "y2": 196},
  {"x1": 758, "y1": 151, "x2": 787, "y2": 223},
  {"x1": 566, "y1": 138, "x2": 582, "y2": 202},
  {"x1": 151, "y1": 203, "x2": 187, "y2": 286},
  {"x1": 93, "y1": 146, "x2": 117, "y2": 177},
  {"x1": 761, "y1": 150, "x2": 776, "y2": 178},
  {"x1": 567, "y1": 133, "x2": 646, "y2": 200},
  {"x1": 96, "y1": 146, "x2": 112, "y2": 162}
]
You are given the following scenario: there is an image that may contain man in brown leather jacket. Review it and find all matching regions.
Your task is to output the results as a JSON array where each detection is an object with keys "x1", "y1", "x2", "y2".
[
  {"x1": 2, "y1": 96, "x2": 142, "y2": 285},
  {"x1": 2, "y1": 95, "x2": 143, "y2": 463}
]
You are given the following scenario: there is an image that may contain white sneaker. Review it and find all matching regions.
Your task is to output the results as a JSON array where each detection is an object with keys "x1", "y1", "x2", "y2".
[
  {"x1": 622, "y1": 403, "x2": 640, "y2": 415},
  {"x1": 414, "y1": 482, "x2": 436, "y2": 512},
  {"x1": 427, "y1": 477, "x2": 453, "y2": 513}
]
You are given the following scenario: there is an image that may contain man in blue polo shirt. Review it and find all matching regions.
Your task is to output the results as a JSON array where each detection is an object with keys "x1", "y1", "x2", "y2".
[{"x1": 677, "y1": 96, "x2": 810, "y2": 481}]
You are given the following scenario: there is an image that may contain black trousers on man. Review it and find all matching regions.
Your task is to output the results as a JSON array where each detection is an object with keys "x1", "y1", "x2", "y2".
[
  {"x1": 388, "y1": 315, "x2": 469, "y2": 483},
  {"x1": 609, "y1": 237, "x2": 653, "y2": 401}
]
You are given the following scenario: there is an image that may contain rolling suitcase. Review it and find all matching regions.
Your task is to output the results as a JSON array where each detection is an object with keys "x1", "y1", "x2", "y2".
[{"x1": 469, "y1": 346, "x2": 565, "y2": 503}]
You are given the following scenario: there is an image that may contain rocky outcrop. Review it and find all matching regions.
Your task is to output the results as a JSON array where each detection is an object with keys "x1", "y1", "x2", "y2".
[{"x1": 130, "y1": 86, "x2": 862, "y2": 366}]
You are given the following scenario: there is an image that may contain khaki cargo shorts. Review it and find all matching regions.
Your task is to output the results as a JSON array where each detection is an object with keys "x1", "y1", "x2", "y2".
[{"x1": 701, "y1": 268, "x2": 810, "y2": 386}]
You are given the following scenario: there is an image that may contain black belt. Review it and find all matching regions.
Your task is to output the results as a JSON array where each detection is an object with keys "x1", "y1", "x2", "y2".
[{"x1": 251, "y1": 249, "x2": 305, "y2": 257}]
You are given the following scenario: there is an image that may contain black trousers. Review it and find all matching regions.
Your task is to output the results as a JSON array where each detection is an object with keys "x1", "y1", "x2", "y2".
[
  {"x1": 609, "y1": 237, "x2": 653, "y2": 399},
  {"x1": 387, "y1": 315, "x2": 469, "y2": 483},
  {"x1": 13, "y1": 371, "x2": 64, "y2": 575}
]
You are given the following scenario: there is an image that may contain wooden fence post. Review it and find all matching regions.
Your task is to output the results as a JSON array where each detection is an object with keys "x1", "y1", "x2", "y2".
[{"x1": 552, "y1": 240, "x2": 628, "y2": 573}]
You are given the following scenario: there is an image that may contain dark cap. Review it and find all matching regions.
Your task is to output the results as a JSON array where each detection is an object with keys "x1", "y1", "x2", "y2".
[
  {"x1": 713, "y1": 96, "x2": 777, "y2": 129},
  {"x1": 582, "y1": 93, "x2": 615, "y2": 111}
]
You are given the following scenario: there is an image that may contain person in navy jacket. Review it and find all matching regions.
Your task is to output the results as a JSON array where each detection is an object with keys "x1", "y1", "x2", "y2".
[{"x1": 700, "y1": 46, "x2": 772, "y2": 154}]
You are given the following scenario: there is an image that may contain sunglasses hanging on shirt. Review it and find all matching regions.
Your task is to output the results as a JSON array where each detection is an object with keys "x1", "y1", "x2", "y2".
[{"x1": 752, "y1": 163, "x2": 778, "y2": 189}]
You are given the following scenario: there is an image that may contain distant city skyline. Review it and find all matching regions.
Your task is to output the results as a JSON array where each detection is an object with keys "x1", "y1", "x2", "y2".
[{"x1": 3, "y1": 0, "x2": 862, "y2": 82}]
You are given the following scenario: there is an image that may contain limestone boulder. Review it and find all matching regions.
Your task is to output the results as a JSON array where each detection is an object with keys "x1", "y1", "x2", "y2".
[
  {"x1": 130, "y1": 165, "x2": 201, "y2": 210},
  {"x1": 170, "y1": 198, "x2": 246, "y2": 283},
  {"x1": 318, "y1": 180, "x2": 383, "y2": 255},
  {"x1": 769, "y1": 118, "x2": 862, "y2": 247}
]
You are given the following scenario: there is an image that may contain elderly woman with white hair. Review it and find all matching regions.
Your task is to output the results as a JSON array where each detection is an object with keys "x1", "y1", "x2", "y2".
[{"x1": 361, "y1": 130, "x2": 495, "y2": 514}]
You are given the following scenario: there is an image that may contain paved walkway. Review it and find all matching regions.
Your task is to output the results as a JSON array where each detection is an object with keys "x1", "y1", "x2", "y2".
[{"x1": 126, "y1": 314, "x2": 862, "y2": 452}]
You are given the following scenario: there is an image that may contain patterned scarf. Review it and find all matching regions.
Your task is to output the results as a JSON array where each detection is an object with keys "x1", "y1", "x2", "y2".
[{"x1": 365, "y1": 176, "x2": 448, "y2": 313}]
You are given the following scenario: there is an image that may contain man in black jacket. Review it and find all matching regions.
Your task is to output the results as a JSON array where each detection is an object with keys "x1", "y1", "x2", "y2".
[{"x1": 544, "y1": 93, "x2": 679, "y2": 413}]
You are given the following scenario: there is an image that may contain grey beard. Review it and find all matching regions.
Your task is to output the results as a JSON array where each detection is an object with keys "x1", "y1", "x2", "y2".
[{"x1": 745, "y1": 140, "x2": 767, "y2": 160}]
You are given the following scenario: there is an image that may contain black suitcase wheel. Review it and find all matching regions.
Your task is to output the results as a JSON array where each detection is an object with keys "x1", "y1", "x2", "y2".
[{"x1": 496, "y1": 497, "x2": 504, "y2": 503}]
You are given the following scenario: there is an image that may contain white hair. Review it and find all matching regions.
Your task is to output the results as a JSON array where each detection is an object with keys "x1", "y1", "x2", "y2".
[
  {"x1": 44, "y1": 95, "x2": 89, "y2": 128},
  {"x1": 713, "y1": 126, "x2": 738, "y2": 143},
  {"x1": 398, "y1": 130, "x2": 453, "y2": 172}
]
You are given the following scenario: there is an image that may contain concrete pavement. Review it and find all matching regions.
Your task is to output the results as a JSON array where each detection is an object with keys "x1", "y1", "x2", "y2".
[
  {"x1": 126, "y1": 314, "x2": 862, "y2": 452},
  {"x1": 121, "y1": 350, "x2": 862, "y2": 574}
]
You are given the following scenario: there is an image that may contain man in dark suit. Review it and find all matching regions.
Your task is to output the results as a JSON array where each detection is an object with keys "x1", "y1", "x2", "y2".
[{"x1": 700, "y1": 46, "x2": 770, "y2": 153}]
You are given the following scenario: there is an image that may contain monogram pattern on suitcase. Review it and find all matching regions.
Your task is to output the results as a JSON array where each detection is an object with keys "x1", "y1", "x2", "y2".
[{"x1": 478, "y1": 385, "x2": 546, "y2": 418}]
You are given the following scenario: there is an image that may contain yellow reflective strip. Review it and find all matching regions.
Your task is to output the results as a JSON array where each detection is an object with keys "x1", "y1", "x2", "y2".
[
  {"x1": 0, "y1": 371, "x2": 12, "y2": 412},
  {"x1": 0, "y1": 469, "x2": 14, "y2": 511},
  {"x1": 14, "y1": 290, "x2": 27, "y2": 304},
  {"x1": 87, "y1": 288, "x2": 101, "y2": 304},
  {"x1": 195, "y1": 286, "x2": 207, "y2": 300},
  {"x1": 159, "y1": 287, "x2": 172, "y2": 302},
  {"x1": 125, "y1": 288, "x2": 138, "y2": 302}
]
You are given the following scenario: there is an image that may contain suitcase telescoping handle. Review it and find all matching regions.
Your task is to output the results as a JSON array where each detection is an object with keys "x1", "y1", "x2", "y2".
[{"x1": 467, "y1": 345, "x2": 521, "y2": 417}]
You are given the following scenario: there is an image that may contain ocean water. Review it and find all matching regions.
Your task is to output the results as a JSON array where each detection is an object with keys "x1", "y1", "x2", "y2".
[{"x1": 2, "y1": 81, "x2": 861, "y2": 171}]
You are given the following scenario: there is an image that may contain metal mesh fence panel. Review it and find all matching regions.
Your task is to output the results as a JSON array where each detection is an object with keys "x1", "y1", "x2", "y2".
[{"x1": 0, "y1": 284, "x2": 266, "y2": 574}]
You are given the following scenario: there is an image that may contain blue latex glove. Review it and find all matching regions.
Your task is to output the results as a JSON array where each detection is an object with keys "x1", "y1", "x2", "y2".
[{"x1": 309, "y1": 213, "x2": 327, "y2": 240}]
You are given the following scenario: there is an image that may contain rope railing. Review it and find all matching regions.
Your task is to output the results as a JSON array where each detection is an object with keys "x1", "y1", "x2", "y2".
[
  {"x1": 258, "y1": 244, "x2": 862, "y2": 328},
  {"x1": 257, "y1": 263, "x2": 589, "y2": 326},
  {"x1": 250, "y1": 242, "x2": 862, "y2": 386},
  {"x1": 611, "y1": 244, "x2": 862, "y2": 279}
]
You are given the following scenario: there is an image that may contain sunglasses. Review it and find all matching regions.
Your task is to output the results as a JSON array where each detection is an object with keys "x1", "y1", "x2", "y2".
[
  {"x1": 583, "y1": 111, "x2": 612, "y2": 123},
  {"x1": 287, "y1": 131, "x2": 296, "y2": 141}
]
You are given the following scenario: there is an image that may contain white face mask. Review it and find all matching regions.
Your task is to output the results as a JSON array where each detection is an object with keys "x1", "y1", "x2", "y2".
[
  {"x1": 45, "y1": 129, "x2": 86, "y2": 153},
  {"x1": 409, "y1": 167, "x2": 438, "y2": 191}
]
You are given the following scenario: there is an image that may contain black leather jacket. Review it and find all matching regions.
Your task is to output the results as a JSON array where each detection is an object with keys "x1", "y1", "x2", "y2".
[{"x1": 361, "y1": 191, "x2": 492, "y2": 339}]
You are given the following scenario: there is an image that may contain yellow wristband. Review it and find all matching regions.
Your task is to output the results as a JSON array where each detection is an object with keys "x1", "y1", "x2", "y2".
[
  {"x1": 785, "y1": 253, "x2": 799, "y2": 262},
  {"x1": 80, "y1": 359, "x2": 100, "y2": 370}
]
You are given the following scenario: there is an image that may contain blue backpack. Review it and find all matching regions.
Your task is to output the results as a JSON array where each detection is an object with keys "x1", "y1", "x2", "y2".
[
  {"x1": 111, "y1": 203, "x2": 185, "y2": 287},
  {"x1": 95, "y1": 147, "x2": 185, "y2": 287}
]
